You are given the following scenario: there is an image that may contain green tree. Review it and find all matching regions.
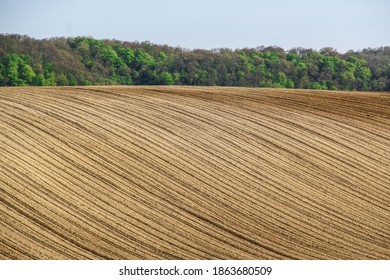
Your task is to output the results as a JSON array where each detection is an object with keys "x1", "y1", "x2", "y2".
[
  {"x1": 134, "y1": 49, "x2": 156, "y2": 68},
  {"x1": 157, "y1": 72, "x2": 174, "y2": 85},
  {"x1": 56, "y1": 73, "x2": 69, "y2": 86},
  {"x1": 4, "y1": 54, "x2": 36, "y2": 86},
  {"x1": 118, "y1": 48, "x2": 135, "y2": 65},
  {"x1": 0, "y1": 34, "x2": 389, "y2": 90}
]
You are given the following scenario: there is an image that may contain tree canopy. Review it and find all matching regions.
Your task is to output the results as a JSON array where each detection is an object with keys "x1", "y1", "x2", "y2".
[{"x1": 0, "y1": 34, "x2": 389, "y2": 91}]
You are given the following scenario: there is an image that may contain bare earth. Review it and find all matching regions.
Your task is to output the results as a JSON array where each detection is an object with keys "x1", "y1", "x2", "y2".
[{"x1": 0, "y1": 86, "x2": 389, "y2": 259}]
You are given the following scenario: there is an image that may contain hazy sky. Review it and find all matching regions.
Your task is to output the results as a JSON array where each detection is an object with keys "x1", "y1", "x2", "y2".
[{"x1": 1, "y1": 0, "x2": 389, "y2": 52}]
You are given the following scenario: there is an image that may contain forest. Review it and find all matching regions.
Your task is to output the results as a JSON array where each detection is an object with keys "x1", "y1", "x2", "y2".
[{"x1": 0, "y1": 34, "x2": 389, "y2": 91}]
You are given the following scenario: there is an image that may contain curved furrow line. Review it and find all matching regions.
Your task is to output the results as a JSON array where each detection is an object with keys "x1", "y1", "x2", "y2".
[
  {"x1": 242, "y1": 105, "x2": 390, "y2": 167},
  {"x1": 0, "y1": 98, "x2": 322, "y2": 258},
  {"x1": 152, "y1": 87, "x2": 390, "y2": 139},
  {"x1": 0, "y1": 188, "x2": 113, "y2": 259},
  {"x1": 213, "y1": 106, "x2": 390, "y2": 196},
  {"x1": 106, "y1": 88, "x2": 390, "y2": 256},
  {"x1": 0, "y1": 154, "x2": 138, "y2": 260},
  {"x1": 0, "y1": 166, "x2": 165, "y2": 260},
  {"x1": 6, "y1": 89, "x2": 390, "y2": 243},
  {"x1": 156, "y1": 101, "x2": 390, "y2": 211},
  {"x1": 153, "y1": 92, "x2": 390, "y2": 184},
  {"x1": 0, "y1": 107, "x2": 264, "y2": 258},
  {"x1": 133, "y1": 93, "x2": 386, "y2": 184},
  {"x1": 211, "y1": 88, "x2": 390, "y2": 122},
  {"x1": 9, "y1": 90, "x2": 390, "y2": 256},
  {"x1": 0, "y1": 236, "x2": 38, "y2": 260},
  {"x1": 152, "y1": 94, "x2": 390, "y2": 179},
  {"x1": 236, "y1": 115, "x2": 390, "y2": 200},
  {"x1": 0, "y1": 112, "x2": 207, "y2": 260},
  {"x1": 36, "y1": 91, "x2": 386, "y2": 255},
  {"x1": 68, "y1": 137, "x2": 346, "y2": 260},
  {"x1": 141, "y1": 99, "x2": 390, "y2": 222},
  {"x1": 0, "y1": 93, "x2": 296, "y2": 215},
  {"x1": 1, "y1": 86, "x2": 389, "y2": 259},
  {"x1": 0, "y1": 209, "x2": 86, "y2": 259},
  {"x1": 0, "y1": 116, "x2": 222, "y2": 258}
]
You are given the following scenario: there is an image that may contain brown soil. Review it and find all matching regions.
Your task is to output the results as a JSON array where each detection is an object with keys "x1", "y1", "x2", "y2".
[{"x1": 0, "y1": 86, "x2": 389, "y2": 259}]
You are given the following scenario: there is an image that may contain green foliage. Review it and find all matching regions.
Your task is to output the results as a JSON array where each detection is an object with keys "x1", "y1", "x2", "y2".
[
  {"x1": 98, "y1": 45, "x2": 124, "y2": 68},
  {"x1": 56, "y1": 74, "x2": 69, "y2": 86},
  {"x1": 158, "y1": 51, "x2": 168, "y2": 61},
  {"x1": 134, "y1": 49, "x2": 155, "y2": 68},
  {"x1": 0, "y1": 34, "x2": 389, "y2": 90},
  {"x1": 309, "y1": 81, "x2": 328, "y2": 90},
  {"x1": 33, "y1": 74, "x2": 45, "y2": 86},
  {"x1": 274, "y1": 72, "x2": 294, "y2": 88},
  {"x1": 262, "y1": 52, "x2": 278, "y2": 63},
  {"x1": 3, "y1": 54, "x2": 36, "y2": 86},
  {"x1": 118, "y1": 48, "x2": 135, "y2": 65},
  {"x1": 20, "y1": 64, "x2": 36, "y2": 84},
  {"x1": 157, "y1": 72, "x2": 174, "y2": 85}
]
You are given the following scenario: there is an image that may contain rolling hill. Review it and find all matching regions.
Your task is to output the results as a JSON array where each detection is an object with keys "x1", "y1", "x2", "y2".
[{"x1": 0, "y1": 86, "x2": 389, "y2": 259}]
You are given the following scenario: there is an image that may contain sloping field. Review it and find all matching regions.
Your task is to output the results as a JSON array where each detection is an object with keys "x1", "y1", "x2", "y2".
[{"x1": 0, "y1": 86, "x2": 389, "y2": 259}]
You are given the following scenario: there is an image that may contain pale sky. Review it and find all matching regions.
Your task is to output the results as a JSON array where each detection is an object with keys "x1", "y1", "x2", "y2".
[{"x1": 0, "y1": 0, "x2": 389, "y2": 52}]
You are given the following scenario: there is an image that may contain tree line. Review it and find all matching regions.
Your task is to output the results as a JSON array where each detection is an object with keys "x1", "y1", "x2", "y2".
[{"x1": 0, "y1": 34, "x2": 389, "y2": 91}]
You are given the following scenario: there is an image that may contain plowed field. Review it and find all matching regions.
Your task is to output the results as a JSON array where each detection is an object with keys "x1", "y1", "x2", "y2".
[{"x1": 0, "y1": 86, "x2": 389, "y2": 259}]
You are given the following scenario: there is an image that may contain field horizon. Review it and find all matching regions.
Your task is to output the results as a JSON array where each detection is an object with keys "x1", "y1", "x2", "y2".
[{"x1": 0, "y1": 86, "x2": 389, "y2": 259}]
